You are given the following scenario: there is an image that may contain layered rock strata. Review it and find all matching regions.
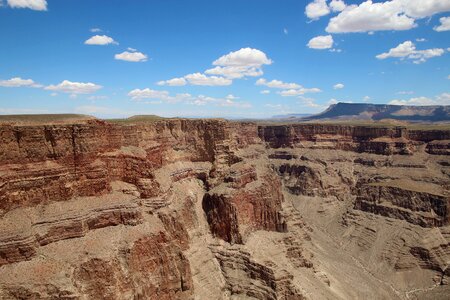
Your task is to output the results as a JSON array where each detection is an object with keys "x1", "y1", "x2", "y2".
[{"x1": 0, "y1": 119, "x2": 449, "y2": 299}]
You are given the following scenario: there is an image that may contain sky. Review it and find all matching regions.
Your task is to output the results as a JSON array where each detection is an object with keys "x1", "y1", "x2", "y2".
[{"x1": 0, "y1": 0, "x2": 449, "y2": 119}]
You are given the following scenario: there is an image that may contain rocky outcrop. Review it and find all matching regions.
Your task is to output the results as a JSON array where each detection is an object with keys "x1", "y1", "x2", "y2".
[
  {"x1": 203, "y1": 170, "x2": 287, "y2": 244},
  {"x1": 258, "y1": 124, "x2": 448, "y2": 155},
  {"x1": 354, "y1": 182, "x2": 449, "y2": 227},
  {"x1": 211, "y1": 245, "x2": 305, "y2": 300}
]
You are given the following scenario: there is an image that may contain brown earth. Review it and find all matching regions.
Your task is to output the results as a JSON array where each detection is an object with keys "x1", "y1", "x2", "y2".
[{"x1": 0, "y1": 118, "x2": 449, "y2": 299}]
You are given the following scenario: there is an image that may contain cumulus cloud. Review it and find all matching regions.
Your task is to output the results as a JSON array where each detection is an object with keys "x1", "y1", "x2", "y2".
[
  {"x1": 45, "y1": 80, "x2": 102, "y2": 94},
  {"x1": 434, "y1": 16, "x2": 450, "y2": 32},
  {"x1": 128, "y1": 88, "x2": 170, "y2": 100},
  {"x1": 326, "y1": 1, "x2": 414, "y2": 33},
  {"x1": 256, "y1": 78, "x2": 301, "y2": 89},
  {"x1": 114, "y1": 49, "x2": 148, "y2": 62},
  {"x1": 305, "y1": 0, "x2": 330, "y2": 20},
  {"x1": 330, "y1": 0, "x2": 346, "y2": 12},
  {"x1": 158, "y1": 48, "x2": 271, "y2": 86},
  {"x1": 333, "y1": 83, "x2": 344, "y2": 89},
  {"x1": 157, "y1": 77, "x2": 187, "y2": 86},
  {"x1": 184, "y1": 73, "x2": 232, "y2": 86},
  {"x1": 128, "y1": 88, "x2": 250, "y2": 108},
  {"x1": 298, "y1": 96, "x2": 323, "y2": 108},
  {"x1": 7, "y1": 0, "x2": 47, "y2": 11},
  {"x1": 376, "y1": 41, "x2": 445, "y2": 64},
  {"x1": 205, "y1": 66, "x2": 263, "y2": 79},
  {"x1": 260, "y1": 90, "x2": 270, "y2": 94},
  {"x1": 327, "y1": 98, "x2": 339, "y2": 105},
  {"x1": 84, "y1": 35, "x2": 118, "y2": 45},
  {"x1": 326, "y1": 0, "x2": 450, "y2": 33},
  {"x1": 307, "y1": 35, "x2": 334, "y2": 49},
  {"x1": 389, "y1": 93, "x2": 450, "y2": 105},
  {"x1": 0, "y1": 77, "x2": 42, "y2": 88},
  {"x1": 213, "y1": 47, "x2": 272, "y2": 67},
  {"x1": 400, "y1": 0, "x2": 450, "y2": 18},
  {"x1": 279, "y1": 88, "x2": 322, "y2": 96},
  {"x1": 256, "y1": 78, "x2": 321, "y2": 96},
  {"x1": 206, "y1": 48, "x2": 272, "y2": 80},
  {"x1": 90, "y1": 28, "x2": 102, "y2": 33}
]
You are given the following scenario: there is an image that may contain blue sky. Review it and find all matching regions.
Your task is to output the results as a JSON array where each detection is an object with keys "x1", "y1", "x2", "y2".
[{"x1": 0, "y1": 0, "x2": 449, "y2": 118}]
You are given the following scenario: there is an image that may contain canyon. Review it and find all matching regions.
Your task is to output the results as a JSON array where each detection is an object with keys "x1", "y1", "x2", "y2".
[{"x1": 0, "y1": 117, "x2": 449, "y2": 299}]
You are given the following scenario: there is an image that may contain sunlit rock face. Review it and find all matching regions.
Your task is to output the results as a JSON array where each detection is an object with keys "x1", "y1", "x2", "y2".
[{"x1": 0, "y1": 118, "x2": 449, "y2": 299}]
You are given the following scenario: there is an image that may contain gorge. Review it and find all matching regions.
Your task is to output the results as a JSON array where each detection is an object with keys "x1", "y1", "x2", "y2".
[{"x1": 0, "y1": 117, "x2": 449, "y2": 299}]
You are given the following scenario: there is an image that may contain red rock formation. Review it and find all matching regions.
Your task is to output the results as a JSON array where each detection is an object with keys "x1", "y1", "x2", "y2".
[{"x1": 0, "y1": 118, "x2": 449, "y2": 299}]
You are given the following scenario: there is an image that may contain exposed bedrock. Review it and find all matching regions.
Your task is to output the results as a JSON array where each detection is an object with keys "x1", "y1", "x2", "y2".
[
  {"x1": 354, "y1": 182, "x2": 449, "y2": 227},
  {"x1": 203, "y1": 167, "x2": 287, "y2": 244},
  {"x1": 258, "y1": 124, "x2": 449, "y2": 155},
  {"x1": 0, "y1": 119, "x2": 449, "y2": 299}
]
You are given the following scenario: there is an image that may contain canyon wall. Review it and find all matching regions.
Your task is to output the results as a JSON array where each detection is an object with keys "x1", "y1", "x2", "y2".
[{"x1": 0, "y1": 119, "x2": 449, "y2": 299}]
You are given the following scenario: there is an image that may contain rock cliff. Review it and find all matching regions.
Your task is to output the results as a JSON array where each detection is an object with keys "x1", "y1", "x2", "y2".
[{"x1": 0, "y1": 118, "x2": 449, "y2": 299}]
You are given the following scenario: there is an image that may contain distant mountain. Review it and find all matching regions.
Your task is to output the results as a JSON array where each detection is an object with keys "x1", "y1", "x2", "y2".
[
  {"x1": 302, "y1": 103, "x2": 450, "y2": 122},
  {"x1": 272, "y1": 113, "x2": 312, "y2": 119}
]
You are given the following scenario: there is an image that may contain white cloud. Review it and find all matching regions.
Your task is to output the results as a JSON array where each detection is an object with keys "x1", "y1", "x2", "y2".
[
  {"x1": 205, "y1": 66, "x2": 263, "y2": 79},
  {"x1": 400, "y1": 0, "x2": 450, "y2": 18},
  {"x1": 416, "y1": 38, "x2": 426, "y2": 42},
  {"x1": 45, "y1": 80, "x2": 102, "y2": 94},
  {"x1": 128, "y1": 88, "x2": 250, "y2": 108},
  {"x1": 333, "y1": 83, "x2": 344, "y2": 89},
  {"x1": 305, "y1": 0, "x2": 330, "y2": 20},
  {"x1": 50, "y1": 92, "x2": 58, "y2": 97},
  {"x1": 256, "y1": 78, "x2": 301, "y2": 89},
  {"x1": 389, "y1": 93, "x2": 450, "y2": 105},
  {"x1": 326, "y1": 1, "x2": 415, "y2": 33},
  {"x1": 298, "y1": 96, "x2": 322, "y2": 108},
  {"x1": 327, "y1": 98, "x2": 339, "y2": 105},
  {"x1": 434, "y1": 16, "x2": 450, "y2": 32},
  {"x1": 158, "y1": 48, "x2": 271, "y2": 86},
  {"x1": 330, "y1": 0, "x2": 346, "y2": 12},
  {"x1": 157, "y1": 77, "x2": 187, "y2": 86},
  {"x1": 256, "y1": 78, "x2": 321, "y2": 96},
  {"x1": 326, "y1": 0, "x2": 450, "y2": 33},
  {"x1": 90, "y1": 28, "x2": 102, "y2": 33},
  {"x1": 213, "y1": 47, "x2": 272, "y2": 67},
  {"x1": 7, "y1": 0, "x2": 47, "y2": 11},
  {"x1": 84, "y1": 35, "x2": 117, "y2": 45},
  {"x1": 279, "y1": 88, "x2": 322, "y2": 96},
  {"x1": 128, "y1": 88, "x2": 170, "y2": 100},
  {"x1": 114, "y1": 50, "x2": 147, "y2": 62},
  {"x1": 184, "y1": 73, "x2": 232, "y2": 86},
  {"x1": 363, "y1": 95, "x2": 371, "y2": 102},
  {"x1": 0, "y1": 77, "x2": 42, "y2": 88},
  {"x1": 260, "y1": 90, "x2": 270, "y2": 94},
  {"x1": 376, "y1": 41, "x2": 445, "y2": 63},
  {"x1": 307, "y1": 35, "x2": 334, "y2": 49}
]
